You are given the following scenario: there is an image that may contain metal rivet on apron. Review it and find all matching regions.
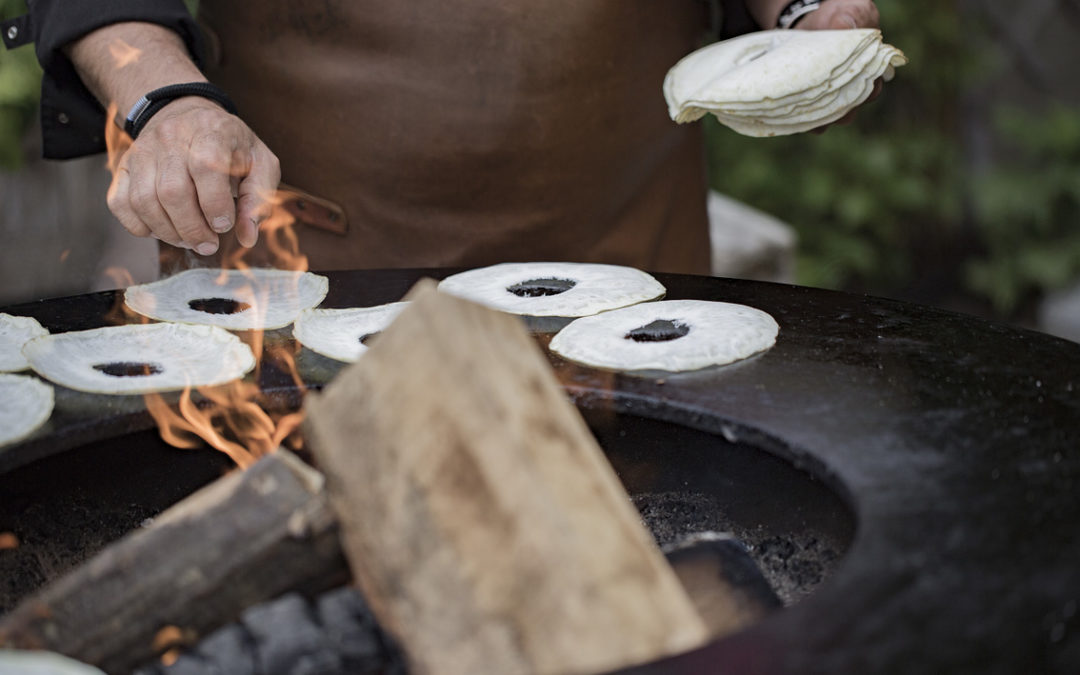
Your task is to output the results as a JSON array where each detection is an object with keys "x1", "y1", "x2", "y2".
[
  {"x1": 6, "y1": 26, "x2": 17, "y2": 41},
  {"x1": 58, "y1": 113, "x2": 70, "y2": 124}
]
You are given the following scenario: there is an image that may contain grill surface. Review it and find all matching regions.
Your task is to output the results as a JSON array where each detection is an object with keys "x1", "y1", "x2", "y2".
[{"x1": 2, "y1": 269, "x2": 1079, "y2": 673}]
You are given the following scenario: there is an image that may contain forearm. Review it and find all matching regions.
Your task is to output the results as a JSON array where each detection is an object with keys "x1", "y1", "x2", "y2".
[{"x1": 65, "y1": 22, "x2": 205, "y2": 123}]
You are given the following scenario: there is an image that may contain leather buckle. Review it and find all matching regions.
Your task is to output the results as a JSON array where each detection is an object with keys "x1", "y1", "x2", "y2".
[{"x1": 277, "y1": 184, "x2": 348, "y2": 236}]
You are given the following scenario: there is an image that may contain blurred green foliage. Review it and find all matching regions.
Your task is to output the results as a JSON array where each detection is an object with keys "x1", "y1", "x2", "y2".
[
  {"x1": 965, "y1": 106, "x2": 1080, "y2": 313},
  {"x1": 706, "y1": 0, "x2": 1080, "y2": 317},
  {"x1": 0, "y1": 0, "x2": 40, "y2": 169}
]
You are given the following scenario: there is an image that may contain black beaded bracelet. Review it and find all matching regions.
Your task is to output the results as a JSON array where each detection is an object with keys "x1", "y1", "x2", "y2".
[{"x1": 123, "y1": 82, "x2": 238, "y2": 139}]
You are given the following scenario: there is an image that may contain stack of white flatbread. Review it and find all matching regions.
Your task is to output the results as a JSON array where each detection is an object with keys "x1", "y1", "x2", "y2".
[{"x1": 664, "y1": 28, "x2": 907, "y2": 137}]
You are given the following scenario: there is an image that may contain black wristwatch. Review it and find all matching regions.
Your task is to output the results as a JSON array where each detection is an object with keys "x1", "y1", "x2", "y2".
[{"x1": 777, "y1": 0, "x2": 824, "y2": 29}]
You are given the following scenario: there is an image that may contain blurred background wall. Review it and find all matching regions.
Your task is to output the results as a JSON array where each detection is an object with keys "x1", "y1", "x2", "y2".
[{"x1": 1, "y1": 0, "x2": 1078, "y2": 338}]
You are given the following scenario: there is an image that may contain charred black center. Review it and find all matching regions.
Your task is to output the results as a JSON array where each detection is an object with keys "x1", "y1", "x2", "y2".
[
  {"x1": 92, "y1": 362, "x2": 164, "y2": 378},
  {"x1": 507, "y1": 278, "x2": 577, "y2": 298},
  {"x1": 358, "y1": 332, "x2": 380, "y2": 346},
  {"x1": 188, "y1": 298, "x2": 251, "y2": 315},
  {"x1": 624, "y1": 319, "x2": 690, "y2": 343}
]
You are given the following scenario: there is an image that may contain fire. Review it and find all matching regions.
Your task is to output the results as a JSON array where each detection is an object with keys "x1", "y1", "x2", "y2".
[
  {"x1": 143, "y1": 273, "x2": 309, "y2": 468},
  {"x1": 144, "y1": 203, "x2": 310, "y2": 468},
  {"x1": 224, "y1": 190, "x2": 309, "y2": 272},
  {"x1": 101, "y1": 96, "x2": 311, "y2": 469},
  {"x1": 104, "y1": 101, "x2": 132, "y2": 177},
  {"x1": 0, "y1": 532, "x2": 18, "y2": 550},
  {"x1": 145, "y1": 372, "x2": 304, "y2": 470}
]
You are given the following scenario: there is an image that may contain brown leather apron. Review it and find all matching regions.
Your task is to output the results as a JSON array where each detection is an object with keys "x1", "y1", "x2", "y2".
[{"x1": 178, "y1": 0, "x2": 714, "y2": 274}]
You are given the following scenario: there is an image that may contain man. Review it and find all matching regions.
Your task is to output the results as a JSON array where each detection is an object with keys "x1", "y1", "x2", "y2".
[{"x1": 6, "y1": 0, "x2": 881, "y2": 273}]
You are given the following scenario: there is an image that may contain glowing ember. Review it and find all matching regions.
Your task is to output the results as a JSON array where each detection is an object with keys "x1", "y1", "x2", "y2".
[
  {"x1": 0, "y1": 532, "x2": 18, "y2": 550},
  {"x1": 152, "y1": 625, "x2": 193, "y2": 666}
]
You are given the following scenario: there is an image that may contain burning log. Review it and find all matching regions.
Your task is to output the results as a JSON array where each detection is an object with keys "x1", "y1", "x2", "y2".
[
  {"x1": 0, "y1": 450, "x2": 347, "y2": 674},
  {"x1": 302, "y1": 280, "x2": 710, "y2": 675}
]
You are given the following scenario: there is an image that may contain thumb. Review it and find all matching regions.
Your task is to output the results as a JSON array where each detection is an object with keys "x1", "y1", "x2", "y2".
[{"x1": 831, "y1": 13, "x2": 859, "y2": 29}]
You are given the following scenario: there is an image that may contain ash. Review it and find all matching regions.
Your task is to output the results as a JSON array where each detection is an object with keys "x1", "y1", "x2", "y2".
[{"x1": 634, "y1": 491, "x2": 843, "y2": 606}]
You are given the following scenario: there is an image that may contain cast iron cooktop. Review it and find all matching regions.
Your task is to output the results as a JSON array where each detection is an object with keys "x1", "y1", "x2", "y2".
[{"x1": 2, "y1": 269, "x2": 1078, "y2": 674}]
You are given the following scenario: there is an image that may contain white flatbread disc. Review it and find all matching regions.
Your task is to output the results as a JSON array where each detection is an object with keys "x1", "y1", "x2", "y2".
[
  {"x1": 22, "y1": 323, "x2": 256, "y2": 395},
  {"x1": 124, "y1": 268, "x2": 329, "y2": 330},
  {"x1": 438, "y1": 263, "x2": 666, "y2": 317},
  {"x1": 0, "y1": 373, "x2": 54, "y2": 447},
  {"x1": 0, "y1": 313, "x2": 48, "y2": 372},
  {"x1": 293, "y1": 302, "x2": 410, "y2": 362},
  {"x1": 549, "y1": 299, "x2": 778, "y2": 372}
]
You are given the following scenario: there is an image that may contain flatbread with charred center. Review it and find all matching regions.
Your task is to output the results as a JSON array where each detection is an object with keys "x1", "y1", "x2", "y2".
[
  {"x1": 549, "y1": 299, "x2": 778, "y2": 372},
  {"x1": 0, "y1": 313, "x2": 48, "y2": 372},
  {"x1": 437, "y1": 262, "x2": 666, "y2": 317},
  {"x1": 124, "y1": 268, "x2": 329, "y2": 330},
  {"x1": 293, "y1": 302, "x2": 410, "y2": 362},
  {"x1": 0, "y1": 374, "x2": 54, "y2": 447},
  {"x1": 22, "y1": 323, "x2": 256, "y2": 395}
]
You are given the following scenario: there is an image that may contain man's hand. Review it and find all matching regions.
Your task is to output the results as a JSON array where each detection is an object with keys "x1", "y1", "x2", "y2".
[
  {"x1": 68, "y1": 22, "x2": 280, "y2": 254},
  {"x1": 796, "y1": 0, "x2": 883, "y2": 130},
  {"x1": 107, "y1": 97, "x2": 279, "y2": 255},
  {"x1": 795, "y1": 0, "x2": 879, "y2": 31}
]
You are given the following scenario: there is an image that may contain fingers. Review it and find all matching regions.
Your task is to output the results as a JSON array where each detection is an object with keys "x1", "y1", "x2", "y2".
[
  {"x1": 106, "y1": 167, "x2": 152, "y2": 238},
  {"x1": 235, "y1": 142, "x2": 281, "y2": 249},
  {"x1": 798, "y1": 0, "x2": 880, "y2": 31},
  {"x1": 189, "y1": 133, "x2": 240, "y2": 242},
  {"x1": 105, "y1": 97, "x2": 278, "y2": 255},
  {"x1": 158, "y1": 150, "x2": 220, "y2": 255}
]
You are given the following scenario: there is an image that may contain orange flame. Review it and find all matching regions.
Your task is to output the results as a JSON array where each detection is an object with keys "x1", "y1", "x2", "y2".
[
  {"x1": 145, "y1": 198, "x2": 310, "y2": 468},
  {"x1": 0, "y1": 532, "x2": 19, "y2": 550},
  {"x1": 102, "y1": 266, "x2": 151, "y2": 326},
  {"x1": 104, "y1": 101, "x2": 133, "y2": 181},
  {"x1": 100, "y1": 94, "x2": 311, "y2": 468}
]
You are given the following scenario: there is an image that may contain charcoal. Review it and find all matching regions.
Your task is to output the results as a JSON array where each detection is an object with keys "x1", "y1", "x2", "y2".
[
  {"x1": 243, "y1": 593, "x2": 342, "y2": 675},
  {"x1": 314, "y1": 587, "x2": 388, "y2": 672},
  {"x1": 134, "y1": 587, "x2": 403, "y2": 675},
  {"x1": 192, "y1": 624, "x2": 258, "y2": 675}
]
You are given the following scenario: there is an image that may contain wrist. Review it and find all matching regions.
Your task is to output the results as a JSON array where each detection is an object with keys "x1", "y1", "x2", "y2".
[
  {"x1": 776, "y1": 0, "x2": 824, "y2": 29},
  {"x1": 123, "y1": 82, "x2": 238, "y2": 139}
]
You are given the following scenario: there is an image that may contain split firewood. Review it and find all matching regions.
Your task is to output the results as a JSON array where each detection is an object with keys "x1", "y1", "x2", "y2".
[
  {"x1": 302, "y1": 279, "x2": 711, "y2": 675},
  {"x1": 0, "y1": 450, "x2": 347, "y2": 674}
]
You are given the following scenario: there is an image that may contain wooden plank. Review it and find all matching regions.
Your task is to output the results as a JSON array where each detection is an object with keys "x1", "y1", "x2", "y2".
[
  {"x1": 303, "y1": 279, "x2": 708, "y2": 675},
  {"x1": 0, "y1": 450, "x2": 347, "y2": 674}
]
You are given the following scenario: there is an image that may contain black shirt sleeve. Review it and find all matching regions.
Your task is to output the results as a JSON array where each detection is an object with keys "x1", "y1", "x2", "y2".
[{"x1": 14, "y1": 0, "x2": 205, "y2": 159}]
